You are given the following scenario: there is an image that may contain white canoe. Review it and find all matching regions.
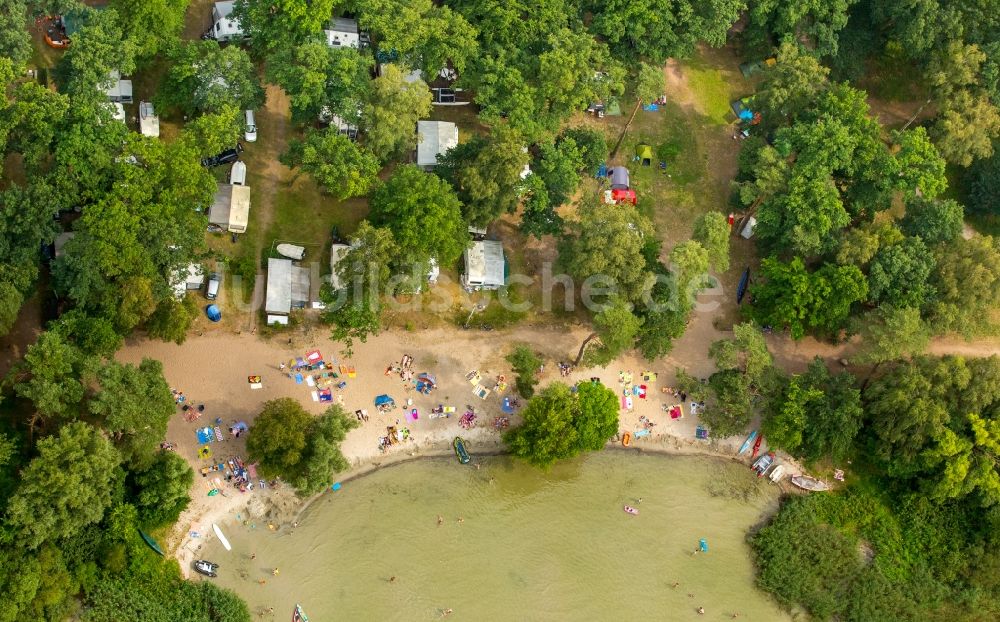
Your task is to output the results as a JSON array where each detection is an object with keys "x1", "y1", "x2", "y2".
[
  {"x1": 212, "y1": 523, "x2": 232, "y2": 551},
  {"x1": 276, "y1": 244, "x2": 305, "y2": 260},
  {"x1": 791, "y1": 475, "x2": 831, "y2": 492},
  {"x1": 768, "y1": 464, "x2": 786, "y2": 482}
]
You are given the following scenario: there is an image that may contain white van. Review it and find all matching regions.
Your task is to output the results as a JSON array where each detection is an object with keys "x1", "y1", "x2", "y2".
[
  {"x1": 244, "y1": 110, "x2": 257, "y2": 142},
  {"x1": 229, "y1": 160, "x2": 247, "y2": 186},
  {"x1": 206, "y1": 272, "x2": 222, "y2": 300}
]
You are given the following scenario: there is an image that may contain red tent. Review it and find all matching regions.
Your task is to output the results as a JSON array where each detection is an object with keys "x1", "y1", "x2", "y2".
[{"x1": 611, "y1": 188, "x2": 637, "y2": 205}]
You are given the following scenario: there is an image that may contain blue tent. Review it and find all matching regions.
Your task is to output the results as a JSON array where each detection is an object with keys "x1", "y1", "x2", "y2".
[
  {"x1": 206, "y1": 304, "x2": 222, "y2": 322},
  {"x1": 374, "y1": 394, "x2": 395, "y2": 407}
]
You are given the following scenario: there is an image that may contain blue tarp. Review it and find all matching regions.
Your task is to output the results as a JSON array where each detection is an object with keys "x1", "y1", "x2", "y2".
[
  {"x1": 739, "y1": 108, "x2": 753, "y2": 121},
  {"x1": 375, "y1": 394, "x2": 395, "y2": 407},
  {"x1": 642, "y1": 103, "x2": 659, "y2": 112},
  {"x1": 196, "y1": 427, "x2": 214, "y2": 444}
]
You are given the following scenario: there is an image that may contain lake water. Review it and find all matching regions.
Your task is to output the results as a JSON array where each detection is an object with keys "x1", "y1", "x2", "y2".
[{"x1": 200, "y1": 452, "x2": 790, "y2": 621}]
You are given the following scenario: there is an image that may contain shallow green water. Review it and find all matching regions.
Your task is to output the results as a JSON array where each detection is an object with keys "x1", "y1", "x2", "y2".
[{"x1": 201, "y1": 453, "x2": 790, "y2": 621}]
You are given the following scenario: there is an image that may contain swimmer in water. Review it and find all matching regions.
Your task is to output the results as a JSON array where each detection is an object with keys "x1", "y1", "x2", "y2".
[
  {"x1": 272, "y1": 568, "x2": 279, "y2": 576},
  {"x1": 437, "y1": 515, "x2": 444, "y2": 526},
  {"x1": 457, "y1": 517, "x2": 464, "y2": 523},
  {"x1": 697, "y1": 606, "x2": 705, "y2": 615}
]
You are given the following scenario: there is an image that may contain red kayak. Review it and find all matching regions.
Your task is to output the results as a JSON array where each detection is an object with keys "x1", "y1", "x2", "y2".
[{"x1": 750, "y1": 434, "x2": 763, "y2": 459}]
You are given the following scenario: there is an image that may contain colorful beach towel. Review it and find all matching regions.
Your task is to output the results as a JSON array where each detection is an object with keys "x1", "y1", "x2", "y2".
[{"x1": 214, "y1": 426, "x2": 224, "y2": 442}]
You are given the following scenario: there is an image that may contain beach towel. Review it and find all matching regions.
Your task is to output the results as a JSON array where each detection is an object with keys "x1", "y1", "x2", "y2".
[
  {"x1": 319, "y1": 390, "x2": 333, "y2": 403},
  {"x1": 196, "y1": 428, "x2": 214, "y2": 444},
  {"x1": 637, "y1": 385, "x2": 647, "y2": 399},
  {"x1": 474, "y1": 384, "x2": 490, "y2": 399},
  {"x1": 621, "y1": 396, "x2": 633, "y2": 410},
  {"x1": 214, "y1": 426, "x2": 224, "y2": 442},
  {"x1": 670, "y1": 405, "x2": 683, "y2": 419},
  {"x1": 634, "y1": 429, "x2": 651, "y2": 438},
  {"x1": 347, "y1": 366, "x2": 356, "y2": 378},
  {"x1": 294, "y1": 373, "x2": 303, "y2": 384},
  {"x1": 642, "y1": 371, "x2": 657, "y2": 382},
  {"x1": 467, "y1": 371, "x2": 482, "y2": 385},
  {"x1": 306, "y1": 349, "x2": 322, "y2": 363},
  {"x1": 310, "y1": 391, "x2": 319, "y2": 402}
]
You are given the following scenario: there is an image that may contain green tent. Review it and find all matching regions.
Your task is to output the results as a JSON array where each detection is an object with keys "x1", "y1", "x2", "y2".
[{"x1": 636, "y1": 144, "x2": 653, "y2": 166}]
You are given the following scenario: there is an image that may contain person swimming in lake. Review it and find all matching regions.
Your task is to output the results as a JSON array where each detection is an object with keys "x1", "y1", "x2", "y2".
[
  {"x1": 697, "y1": 606, "x2": 705, "y2": 615},
  {"x1": 437, "y1": 515, "x2": 443, "y2": 526}
]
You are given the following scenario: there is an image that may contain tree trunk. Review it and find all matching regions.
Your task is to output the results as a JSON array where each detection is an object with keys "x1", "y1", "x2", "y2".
[
  {"x1": 610, "y1": 99, "x2": 643, "y2": 159},
  {"x1": 860, "y1": 360, "x2": 883, "y2": 393},
  {"x1": 574, "y1": 332, "x2": 599, "y2": 367}
]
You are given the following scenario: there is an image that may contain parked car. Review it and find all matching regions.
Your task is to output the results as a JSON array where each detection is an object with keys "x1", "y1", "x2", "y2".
[
  {"x1": 244, "y1": 109, "x2": 257, "y2": 142},
  {"x1": 201, "y1": 144, "x2": 243, "y2": 168},
  {"x1": 206, "y1": 272, "x2": 222, "y2": 300}
]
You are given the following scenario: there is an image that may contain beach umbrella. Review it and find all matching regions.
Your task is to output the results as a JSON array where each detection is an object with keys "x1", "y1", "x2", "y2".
[{"x1": 205, "y1": 304, "x2": 222, "y2": 322}]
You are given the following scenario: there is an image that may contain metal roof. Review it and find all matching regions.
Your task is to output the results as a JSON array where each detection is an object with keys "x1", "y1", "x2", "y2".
[{"x1": 416, "y1": 121, "x2": 458, "y2": 167}]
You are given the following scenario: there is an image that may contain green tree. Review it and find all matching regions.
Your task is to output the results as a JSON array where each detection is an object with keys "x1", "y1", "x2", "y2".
[
  {"x1": 579, "y1": 297, "x2": 643, "y2": 366},
  {"x1": 109, "y1": 0, "x2": 189, "y2": 62},
  {"x1": 559, "y1": 126, "x2": 607, "y2": 173},
  {"x1": 900, "y1": 197, "x2": 964, "y2": 244},
  {"x1": 358, "y1": 0, "x2": 479, "y2": 76},
  {"x1": 750, "y1": 257, "x2": 867, "y2": 338},
  {"x1": 559, "y1": 198, "x2": 655, "y2": 303},
  {"x1": 292, "y1": 406, "x2": 359, "y2": 495},
  {"x1": 636, "y1": 271, "x2": 688, "y2": 360},
  {"x1": 692, "y1": 212, "x2": 731, "y2": 273},
  {"x1": 324, "y1": 223, "x2": 397, "y2": 350},
  {"x1": 55, "y1": 8, "x2": 136, "y2": 104},
  {"x1": 246, "y1": 399, "x2": 358, "y2": 494},
  {"x1": 361, "y1": 64, "x2": 432, "y2": 161},
  {"x1": 892, "y1": 127, "x2": 948, "y2": 199},
  {"x1": 588, "y1": 0, "x2": 744, "y2": 63},
  {"x1": 701, "y1": 322, "x2": 776, "y2": 437},
  {"x1": 932, "y1": 90, "x2": 1000, "y2": 166},
  {"x1": 6, "y1": 422, "x2": 121, "y2": 549},
  {"x1": 159, "y1": 41, "x2": 265, "y2": 116},
  {"x1": 282, "y1": 129, "x2": 380, "y2": 199},
  {"x1": 927, "y1": 235, "x2": 1000, "y2": 336},
  {"x1": 519, "y1": 173, "x2": 563, "y2": 238},
  {"x1": 535, "y1": 136, "x2": 584, "y2": 207},
  {"x1": 13, "y1": 331, "x2": 91, "y2": 431},
  {"x1": 266, "y1": 41, "x2": 372, "y2": 126},
  {"x1": 246, "y1": 398, "x2": 312, "y2": 481},
  {"x1": 89, "y1": 359, "x2": 175, "y2": 466},
  {"x1": 369, "y1": 165, "x2": 466, "y2": 266},
  {"x1": 669, "y1": 240, "x2": 710, "y2": 305},
  {"x1": 506, "y1": 344, "x2": 542, "y2": 398},
  {"x1": 756, "y1": 42, "x2": 830, "y2": 127},
  {"x1": 854, "y1": 305, "x2": 931, "y2": 366},
  {"x1": 145, "y1": 295, "x2": 198, "y2": 345},
  {"x1": 969, "y1": 150, "x2": 1000, "y2": 216},
  {"x1": 0, "y1": 0, "x2": 30, "y2": 66},
  {"x1": 50, "y1": 309, "x2": 123, "y2": 358},
  {"x1": 235, "y1": 0, "x2": 339, "y2": 52},
  {"x1": 574, "y1": 381, "x2": 620, "y2": 451},
  {"x1": 130, "y1": 451, "x2": 193, "y2": 528},
  {"x1": 634, "y1": 61, "x2": 665, "y2": 103},
  {"x1": 748, "y1": 0, "x2": 858, "y2": 58},
  {"x1": 436, "y1": 127, "x2": 529, "y2": 226},
  {"x1": 53, "y1": 131, "x2": 213, "y2": 333},
  {"x1": 764, "y1": 358, "x2": 862, "y2": 460},
  {"x1": 503, "y1": 383, "x2": 579, "y2": 469},
  {"x1": 868, "y1": 237, "x2": 936, "y2": 308}
]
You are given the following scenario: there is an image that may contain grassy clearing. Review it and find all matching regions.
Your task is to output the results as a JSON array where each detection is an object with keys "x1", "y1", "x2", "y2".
[{"x1": 683, "y1": 58, "x2": 736, "y2": 126}]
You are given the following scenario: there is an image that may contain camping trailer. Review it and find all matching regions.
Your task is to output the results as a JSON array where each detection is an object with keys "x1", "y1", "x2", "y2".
[
  {"x1": 138, "y1": 101, "x2": 159, "y2": 137},
  {"x1": 208, "y1": 183, "x2": 251, "y2": 233},
  {"x1": 205, "y1": 1, "x2": 247, "y2": 42},
  {"x1": 104, "y1": 70, "x2": 133, "y2": 104},
  {"x1": 265, "y1": 257, "x2": 311, "y2": 323},
  {"x1": 462, "y1": 240, "x2": 505, "y2": 291},
  {"x1": 324, "y1": 17, "x2": 360, "y2": 48},
  {"x1": 416, "y1": 120, "x2": 459, "y2": 169}
]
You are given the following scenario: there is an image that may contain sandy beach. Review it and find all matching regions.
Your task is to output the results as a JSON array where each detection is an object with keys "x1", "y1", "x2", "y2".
[{"x1": 117, "y1": 314, "x2": 844, "y2": 575}]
